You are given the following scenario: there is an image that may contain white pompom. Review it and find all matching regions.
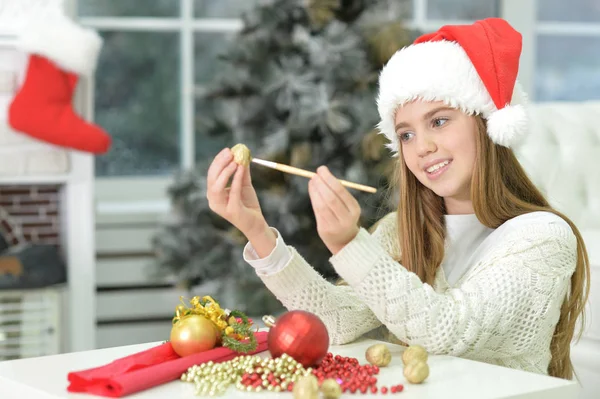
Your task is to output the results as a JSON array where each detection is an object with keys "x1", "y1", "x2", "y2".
[{"x1": 486, "y1": 104, "x2": 529, "y2": 148}]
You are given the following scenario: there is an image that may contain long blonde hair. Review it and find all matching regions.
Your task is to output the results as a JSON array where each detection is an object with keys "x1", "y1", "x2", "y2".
[{"x1": 395, "y1": 116, "x2": 590, "y2": 379}]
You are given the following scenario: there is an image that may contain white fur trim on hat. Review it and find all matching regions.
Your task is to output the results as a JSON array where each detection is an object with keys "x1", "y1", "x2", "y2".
[
  {"x1": 16, "y1": 13, "x2": 102, "y2": 76},
  {"x1": 376, "y1": 40, "x2": 528, "y2": 155}
]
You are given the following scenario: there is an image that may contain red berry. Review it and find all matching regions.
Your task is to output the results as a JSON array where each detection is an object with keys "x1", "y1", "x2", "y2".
[
  {"x1": 396, "y1": 384, "x2": 404, "y2": 392},
  {"x1": 382, "y1": 386, "x2": 388, "y2": 394},
  {"x1": 371, "y1": 386, "x2": 378, "y2": 393}
]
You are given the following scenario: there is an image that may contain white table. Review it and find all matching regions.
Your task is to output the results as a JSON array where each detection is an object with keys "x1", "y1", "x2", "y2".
[{"x1": 0, "y1": 338, "x2": 580, "y2": 399}]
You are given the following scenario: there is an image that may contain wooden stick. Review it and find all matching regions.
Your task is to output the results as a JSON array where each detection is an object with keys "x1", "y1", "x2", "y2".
[{"x1": 252, "y1": 158, "x2": 377, "y2": 194}]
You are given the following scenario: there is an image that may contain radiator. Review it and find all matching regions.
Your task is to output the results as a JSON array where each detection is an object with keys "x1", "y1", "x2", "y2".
[{"x1": 0, "y1": 286, "x2": 64, "y2": 360}]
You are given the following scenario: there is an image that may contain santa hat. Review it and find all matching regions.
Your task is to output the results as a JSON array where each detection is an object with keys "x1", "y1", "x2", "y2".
[{"x1": 376, "y1": 18, "x2": 528, "y2": 155}]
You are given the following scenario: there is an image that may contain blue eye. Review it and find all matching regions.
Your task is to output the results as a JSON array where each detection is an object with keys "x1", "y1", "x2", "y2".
[
  {"x1": 399, "y1": 132, "x2": 414, "y2": 142},
  {"x1": 433, "y1": 117, "x2": 449, "y2": 127}
]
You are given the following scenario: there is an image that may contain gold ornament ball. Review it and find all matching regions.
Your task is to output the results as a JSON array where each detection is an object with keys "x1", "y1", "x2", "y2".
[
  {"x1": 293, "y1": 374, "x2": 319, "y2": 399},
  {"x1": 365, "y1": 343, "x2": 392, "y2": 367},
  {"x1": 231, "y1": 143, "x2": 251, "y2": 167},
  {"x1": 320, "y1": 378, "x2": 342, "y2": 399},
  {"x1": 170, "y1": 314, "x2": 218, "y2": 357},
  {"x1": 404, "y1": 360, "x2": 430, "y2": 384},
  {"x1": 402, "y1": 344, "x2": 428, "y2": 365}
]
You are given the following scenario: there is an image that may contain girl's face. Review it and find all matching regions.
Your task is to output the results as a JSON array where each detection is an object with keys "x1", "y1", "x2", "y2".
[{"x1": 394, "y1": 100, "x2": 478, "y2": 214}]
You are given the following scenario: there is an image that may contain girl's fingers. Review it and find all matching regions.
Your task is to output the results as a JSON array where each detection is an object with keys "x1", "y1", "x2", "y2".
[
  {"x1": 208, "y1": 161, "x2": 237, "y2": 203},
  {"x1": 227, "y1": 165, "x2": 244, "y2": 213},
  {"x1": 309, "y1": 178, "x2": 338, "y2": 225},
  {"x1": 242, "y1": 165, "x2": 253, "y2": 187},
  {"x1": 312, "y1": 175, "x2": 348, "y2": 221},
  {"x1": 316, "y1": 166, "x2": 355, "y2": 212},
  {"x1": 207, "y1": 148, "x2": 233, "y2": 186}
]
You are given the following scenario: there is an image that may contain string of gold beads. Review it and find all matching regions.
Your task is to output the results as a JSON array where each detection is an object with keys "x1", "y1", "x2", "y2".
[{"x1": 180, "y1": 353, "x2": 312, "y2": 396}]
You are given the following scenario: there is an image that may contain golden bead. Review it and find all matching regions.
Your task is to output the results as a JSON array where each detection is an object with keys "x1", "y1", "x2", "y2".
[
  {"x1": 274, "y1": 386, "x2": 282, "y2": 392},
  {"x1": 245, "y1": 386, "x2": 253, "y2": 392},
  {"x1": 267, "y1": 385, "x2": 274, "y2": 392},
  {"x1": 255, "y1": 386, "x2": 262, "y2": 392},
  {"x1": 262, "y1": 380, "x2": 269, "y2": 387}
]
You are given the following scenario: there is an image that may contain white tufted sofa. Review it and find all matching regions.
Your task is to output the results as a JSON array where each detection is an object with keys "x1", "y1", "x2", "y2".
[{"x1": 514, "y1": 101, "x2": 600, "y2": 399}]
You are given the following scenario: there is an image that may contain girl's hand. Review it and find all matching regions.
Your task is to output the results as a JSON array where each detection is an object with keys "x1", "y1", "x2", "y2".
[
  {"x1": 308, "y1": 166, "x2": 361, "y2": 255},
  {"x1": 206, "y1": 148, "x2": 268, "y2": 239}
]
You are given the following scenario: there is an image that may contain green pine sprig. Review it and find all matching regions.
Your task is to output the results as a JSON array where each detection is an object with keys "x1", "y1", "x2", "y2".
[{"x1": 220, "y1": 311, "x2": 258, "y2": 353}]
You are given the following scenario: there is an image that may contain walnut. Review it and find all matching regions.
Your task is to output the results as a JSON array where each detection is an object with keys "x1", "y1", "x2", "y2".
[
  {"x1": 403, "y1": 360, "x2": 429, "y2": 384},
  {"x1": 365, "y1": 343, "x2": 392, "y2": 367},
  {"x1": 320, "y1": 378, "x2": 342, "y2": 398},
  {"x1": 230, "y1": 143, "x2": 251, "y2": 167},
  {"x1": 402, "y1": 345, "x2": 428, "y2": 365},
  {"x1": 293, "y1": 374, "x2": 319, "y2": 399}
]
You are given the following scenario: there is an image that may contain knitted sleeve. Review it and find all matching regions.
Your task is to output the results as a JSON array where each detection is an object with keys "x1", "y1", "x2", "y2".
[
  {"x1": 258, "y1": 213, "x2": 400, "y2": 344},
  {"x1": 330, "y1": 216, "x2": 577, "y2": 365}
]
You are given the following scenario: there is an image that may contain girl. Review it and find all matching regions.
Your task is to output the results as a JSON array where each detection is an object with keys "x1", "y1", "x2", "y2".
[{"x1": 206, "y1": 18, "x2": 590, "y2": 380}]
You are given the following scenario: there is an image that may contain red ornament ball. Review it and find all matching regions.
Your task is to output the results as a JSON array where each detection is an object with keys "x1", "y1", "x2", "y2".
[{"x1": 267, "y1": 310, "x2": 330, "y2": 367}]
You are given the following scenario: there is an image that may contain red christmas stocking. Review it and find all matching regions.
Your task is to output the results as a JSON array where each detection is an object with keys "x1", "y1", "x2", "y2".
[
  {"x1": 7, "y1": 13, "x2": 111, "y2": 154},
  {"x1": 8, "y1": 54, "x2": 111, "y2": 154}
]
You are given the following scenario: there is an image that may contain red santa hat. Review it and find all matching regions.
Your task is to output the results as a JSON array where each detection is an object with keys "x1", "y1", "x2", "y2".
[{"x1": 377, "y1": 18, "x2": 528, "y2": 155}]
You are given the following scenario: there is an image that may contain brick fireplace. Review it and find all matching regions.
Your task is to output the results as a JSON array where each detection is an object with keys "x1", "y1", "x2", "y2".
[{"x1": 0, "y1": 184, "x2": 62, "y2": 247}]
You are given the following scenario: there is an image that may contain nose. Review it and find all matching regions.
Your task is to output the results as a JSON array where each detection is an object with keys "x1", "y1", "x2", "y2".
[{"x1": 416, "y1": 134, "x2": 437, "y2": 157}]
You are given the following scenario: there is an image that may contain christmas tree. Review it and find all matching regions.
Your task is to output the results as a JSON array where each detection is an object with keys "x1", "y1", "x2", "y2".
[{"x1": 152, "y1": 0, "x2": 415, "y2": 315}]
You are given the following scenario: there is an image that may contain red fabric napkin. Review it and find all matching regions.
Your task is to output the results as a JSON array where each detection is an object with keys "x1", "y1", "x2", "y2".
[{"x1": 67, "y1": 331, "x2": 268, "y2": 397}]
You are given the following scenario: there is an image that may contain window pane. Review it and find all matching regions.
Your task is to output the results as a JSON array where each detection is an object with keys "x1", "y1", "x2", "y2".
[
  {"x1": 94, "y1": 32, "x2": 180, "y2": 177},
  {"x1": 194, "y1": 0, "x2": 260, "y2": 18},
  {"x1": 195, "y1": 99, "x2": 231, "y2": 162},
  {"x1": 535, "y1": 35, "x2": 600, "y2": 101},
  {"x1": 427, "y1": 0, "x2": 498, "y2": 20},
  {"x1": 194, "y1": 33, "x2": 235, "y2": 84},
  {"x1": 537, "y1": 0, "x2": 600, "y2": 22},
  {"x1": 194, "y1": 32, "x2": 236, "y2": 161},
  {"x1": 78, "y1": 0, "x2": 179, "y2": 17}
]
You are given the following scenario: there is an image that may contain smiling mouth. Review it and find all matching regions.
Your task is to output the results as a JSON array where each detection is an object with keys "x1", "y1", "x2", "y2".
[
  {"x1": 424, "y1": 160, "x2": 452, "y2": 179},
  {"x1": 425, "y1": 160, "x2": 450, "y2": 173}
]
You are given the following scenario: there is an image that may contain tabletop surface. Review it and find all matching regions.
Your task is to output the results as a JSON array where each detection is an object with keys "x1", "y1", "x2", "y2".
[{"x1": 0, "y1": 338, "x2": 579, "y2": 399}]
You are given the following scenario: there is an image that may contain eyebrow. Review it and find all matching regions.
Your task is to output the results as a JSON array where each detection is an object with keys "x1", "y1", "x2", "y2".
[{"x1": 394, "y1": 106, "x2": 454, "y2": 131}]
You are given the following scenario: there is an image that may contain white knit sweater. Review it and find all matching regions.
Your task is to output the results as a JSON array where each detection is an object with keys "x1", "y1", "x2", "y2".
[{"x1": 244, "y1": 211, "x2": 577, "y2": 375}]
